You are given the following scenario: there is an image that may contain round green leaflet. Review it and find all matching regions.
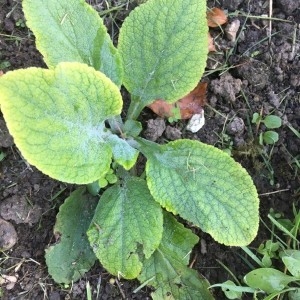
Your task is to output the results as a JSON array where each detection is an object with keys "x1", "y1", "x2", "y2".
[{"x1": 0, "y1": 62, "x2": 122, "y2": 184}]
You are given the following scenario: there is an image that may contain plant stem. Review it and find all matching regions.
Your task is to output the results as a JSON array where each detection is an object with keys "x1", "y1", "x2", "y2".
[
  {"x1": 108, "y1": 115, "x2": 124, "y2": 134},
  {"x1": 128, "y1": 137, "x2": 161, "y2": 158},
  {"x1": 127, "y1": 96, "x2": 145, "y2": 120}
]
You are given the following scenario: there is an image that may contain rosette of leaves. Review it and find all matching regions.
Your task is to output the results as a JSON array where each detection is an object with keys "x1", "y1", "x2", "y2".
[{"x1": 0, "y1": 0, "x2": 259, "y2": 297}]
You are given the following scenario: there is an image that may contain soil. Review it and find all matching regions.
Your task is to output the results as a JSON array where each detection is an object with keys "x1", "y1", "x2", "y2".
[{"x1": 0, "y1": 0, "x2": 299, "y2": 299}]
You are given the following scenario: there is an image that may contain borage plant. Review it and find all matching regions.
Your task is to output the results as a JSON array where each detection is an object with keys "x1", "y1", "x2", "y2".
[{"x1": 0, "y1": 0, "x2": 259, "y2": 298}]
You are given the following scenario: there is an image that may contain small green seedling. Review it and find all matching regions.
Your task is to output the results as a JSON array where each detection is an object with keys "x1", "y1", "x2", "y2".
[
  {"x1": 252, "y1": 111, "x2": 282, "y2": 145},
  {"x1": 213, "y1": 207, "x2": 300, "y2": 299},
  {"x1": 0, "y1": 151, "x2": 6, "y2": 162},
  {"x1": 167, "y1": 104, "x2": 182, "y2": 123},
  {"x1": 0, "y1": 61, "x2": 11, "y2": 70},
  {"x1": 0, "y1": 0, "x2": 259, "y2": 298},
  {"x1": 15, "y1": 19, "x2": 26, "y2": 28},
  {"x1": 257, "y1": 240, "x2": 280, "y2": 267}
]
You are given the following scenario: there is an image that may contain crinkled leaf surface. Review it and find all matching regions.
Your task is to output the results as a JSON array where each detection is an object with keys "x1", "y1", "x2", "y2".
[
  {"x1": 87, "y1": 176, "x2": 163, "y2": 279},
  {"x1": 45, "y1": 188, "x2": 97, "y2": 284},
  {"x1": 244, "y1": 268, "x2": 297, "y2": 293},
  {"x1": 118, "y1": 0, "x2": 208, "y2": 105},
  {"x1": 0, "y1": 62, "x2": 122, "y2": 183},
  {"x1": 143, "y1": 139, "x2": 259, "y2": 246},
  {"x1": 107, "y1": 135, "x2": 139, "y2": 170},
  {"x1": 23, "y1": 0, "x2": 122, "y2": 85},
  {"x1": 138, "y1": 212, "x2": 214, "y2": 300}
]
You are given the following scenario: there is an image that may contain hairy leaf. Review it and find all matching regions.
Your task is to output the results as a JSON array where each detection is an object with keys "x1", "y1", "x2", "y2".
[
  {"x1": 87, "y1": 176, "x2": 163, "y2": 279},
  {"x1": 23, "y1": 0, "x2": 122, "y2": 85},
  {"x1": 45, "y1": 188, "x2": 97, "y2": 284},
  {"x1": 118, "y1": 0, "x2": 208, "y2": 105},
  {"x1": 107, "y1": 135, "x2": 139, "y2": 170},
  {"x1": 138, "y1": 212, "x2": 214, "y2": 299},
  {"x1": 0, "y1": 62, "x2": 122, "y2": 183},
  {"x1": 143, "y1": 139, "x2": 259, "y2": 246}
]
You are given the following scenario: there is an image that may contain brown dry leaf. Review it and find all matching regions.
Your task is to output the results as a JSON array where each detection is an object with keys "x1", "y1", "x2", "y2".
[
  {"x1": 225, "y1": 19, "x2": 241, "y2": 42},
  {"x1": 208, "y1": 33, "x2": 216, "y2": 52},
  {"x1": 148, "y1": 82, "x2": 207, "y2": 120},
  {"x1": 0, "y1": 274, "x2": 18, "y2": 290},
  {"x1": 207, "y1": 7, "x2": 227, "y2": 28}
]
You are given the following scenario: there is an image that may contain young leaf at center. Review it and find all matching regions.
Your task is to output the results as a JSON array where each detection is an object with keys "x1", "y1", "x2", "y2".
[
  {"x1": 0, "y1": 62, "x2": 122, "y2": 184},
  {"x1": 87, "y1": 175, "x2": 163, "y2": 279}
]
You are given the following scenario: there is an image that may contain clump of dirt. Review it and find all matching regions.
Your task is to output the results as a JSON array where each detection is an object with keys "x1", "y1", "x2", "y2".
[
  {"x1": 0, "y1": 0, "x2": 299, "y2": 299},
  {"x1": 210, "y1": 73, "x2": 242, "y2": 102},
  {"x1": 0, "y1": 218, "x2": 17, "y2": 251}
]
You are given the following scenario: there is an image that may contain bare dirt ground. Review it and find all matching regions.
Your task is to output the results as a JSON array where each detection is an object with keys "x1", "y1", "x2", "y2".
[{"x1": 0, "y1": 0, "x2": 299, "y2": 299}]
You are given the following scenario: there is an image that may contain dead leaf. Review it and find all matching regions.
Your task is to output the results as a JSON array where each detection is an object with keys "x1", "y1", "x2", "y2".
[
  {"x1": 225, "y1": 19, "x2": 240, "y2": 42},
  {"x1": 148, "y1": 82, "x2": 207, "y2": 120},
  {"x1": 0, "y1": 274, "x2": 18, "y2": 290},
  {"x1": 208, "y1": 33, "x2": 216, "y2": 52},
  {"x1": 207, "y1": 7, "x2": 227, "y2": 28}
]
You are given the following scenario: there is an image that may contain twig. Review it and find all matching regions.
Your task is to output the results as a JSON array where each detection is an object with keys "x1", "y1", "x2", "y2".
[
  {"x1": 115, "y1": 279, "x2": 126, "y2": 299},
  {"x1": 268, "y1": 0, "x2": 273, "y2": 45},
  {"x1": 290, "y1": 24, "x2": 298, "y2": 60},
  {"x1": 189, "y1": 253, "x2": 198, "y2": 268},
  {"x1": 259, "y1": 188, "x2": 290, "y2": 196}
]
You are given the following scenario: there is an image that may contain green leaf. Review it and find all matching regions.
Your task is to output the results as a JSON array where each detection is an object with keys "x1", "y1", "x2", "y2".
[
  {"x1": 251, "y1": 112, "x2": 261, "y2": 124},
  {"x1": 87, "y1": 175, "x2": 163, "y2": 279},
  {"x1": 263, "y1": 115, "x2": 282, "y2": 129},
  {"x1": 0, "y1": 62, "x2": 122, "y2": 184},
  {"x1": 244, "y1": 268, "x2": 297, "y2": 294},
  {"x1": 210, "y1": 281, "x2": 256, "y2": 298},
  {"x1": 220, "y1": 280, "x2": 243, "y2": 299},
  {"x1": 143, "y1": 139, "x2": 259, "y2": 246},
  {"x1": 106, "y1": 173, "x2": 118, "y2": 184},
  {"x1": 282, "y1": 253, "x2": 300, "y2": 278},
  {"x1": 263, "y1": 131, "x2": 279, "y2": 144},
  {"x1": 45, "y1": 188, "x2": 97, "y2": 284},
  {"x1": 107, "y1": 134, "x2": 139, "y2": 170},
  {"x1": 138, "y1": 212, "x2": 214, "y2": 300},
  {"x1": 87, "y1": 181, "x2": 101, "y2": 196},
  {"x1": 289, "y1": 288, "x2": 300, "y2": 300},
  {"x1": 281, "y1": 250, "x2": 300, "y2": 260},
  {"x1": 124, "y1": 120, "x2": 143, "y2": 138},
  {"x1": 98, "y1": 177, "x2": 108, "y2": 188},
  {"x1": 23, "y1": 0, "x2": 122, "y2": 85},
  {"x1": 118, "y1": 0, "x2": 208, "y2": 105}
]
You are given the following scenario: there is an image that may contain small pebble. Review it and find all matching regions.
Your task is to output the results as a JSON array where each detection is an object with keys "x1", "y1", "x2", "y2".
[
  {"x1": 143, "y1": 118, "x2": 166, "y2": 141},
  {"x1": 225, "y1": 19, "x2": 240, "y2": 42},
  {"x1": 227, "y1": 117, "x2": 245, "y2": 135},
  {"x1": 186, "y1": 111, "x2": 205, "y2": 133},
  {"x1": 165, "y1": 126, "x2": 182, "y2": 140},
  {"x1": 0, "y1": 218, "x2": 17, "y2": 251}
]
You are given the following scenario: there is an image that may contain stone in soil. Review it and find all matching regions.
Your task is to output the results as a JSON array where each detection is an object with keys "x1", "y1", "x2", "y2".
[{"x1": 0, "y1": 218, "x2": 17, "y2": 250}]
